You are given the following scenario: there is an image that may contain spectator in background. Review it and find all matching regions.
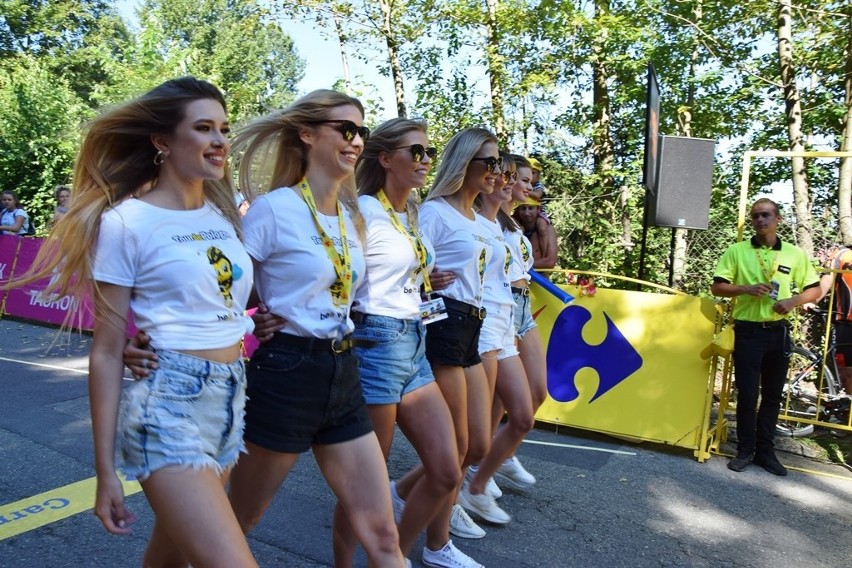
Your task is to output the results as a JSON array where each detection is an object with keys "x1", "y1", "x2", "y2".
[
  {"x1": 52, "y1": 185, "x2": 71, "y2": 226},
  {"x1": 513, "y1": 195, "x2": 558, "y2": 270},
  {"x1": 527, "y1": 156, "x2": 549, "y2": 220},
  {"x1": 0, "y1": 190, "x2": 30, "y2": 235},
  {"x1": 814, "y1": 245, "x2": 852, "y2": 395}
]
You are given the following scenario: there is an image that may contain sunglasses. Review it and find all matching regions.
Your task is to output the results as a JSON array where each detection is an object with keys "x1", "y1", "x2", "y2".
[
  {"x1": 394, "y1": 144, "x2": 438, "y2": 162},
  {"x1": 470, "y1": 156, "x2": 501, "y2": 174},
  {"x1": 311, "y1": 120, "x2": 370, "y2": 142},
  {"x1": 500, "y1": 170, "x2": 518, "y2": 183}
]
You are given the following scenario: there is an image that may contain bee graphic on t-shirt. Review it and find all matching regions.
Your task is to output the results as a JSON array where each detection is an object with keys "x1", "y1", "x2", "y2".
[
  {"x1": 207, "y1": 246, "x2": 235, "y2": 308},
  {"x1": 521, "y1": 239, "x2": 531, "y2": 264},
  {"x1": 503, "y1": 246, "x2": 513, "y2": 275},
  {"x1": 478, "y1": 247, "x2": 487, "y2": 285}
]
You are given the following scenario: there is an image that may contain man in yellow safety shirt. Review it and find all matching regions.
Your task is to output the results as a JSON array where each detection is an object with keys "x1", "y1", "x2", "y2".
[{"x1": 711, "y1": 198, "x2": 821, "y2": 476}]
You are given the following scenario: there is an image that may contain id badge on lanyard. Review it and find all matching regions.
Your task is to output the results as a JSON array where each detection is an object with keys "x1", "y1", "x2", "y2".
[{"x1": 419, "y1": 296, "x2": 448, "y2": 325}]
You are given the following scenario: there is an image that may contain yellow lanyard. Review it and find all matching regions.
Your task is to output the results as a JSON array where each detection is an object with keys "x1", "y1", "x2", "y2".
[
  {"x1": 754, "y1": 248, "x2": 778, "y2": 282},
  {"x1": 299, "y1": 179, "x2": 352, "y2": 307},
  {"x1": 376, "y1": 189, "x2": 433, "y2": 295}
]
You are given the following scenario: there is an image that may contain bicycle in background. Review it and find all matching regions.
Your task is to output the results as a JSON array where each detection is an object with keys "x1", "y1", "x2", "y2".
[{"x1": 777, "y1": 307, "x2": 851, "y2": 437}]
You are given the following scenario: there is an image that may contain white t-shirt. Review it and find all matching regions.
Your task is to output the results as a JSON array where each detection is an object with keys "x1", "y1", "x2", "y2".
[
  {"x1": 352, "y1": 195, "x2": 435, "y2": 320},
  {"x1": 476, "y1": 214, "x2": 514, "y2": 307},
  {"x1": 243, "y1": 187, "x2": 366, "y2": 338},
  {"x1": 419, "y1": 197, "x2": 492, "y2": 307},
  {"x1": 92, "y1": 199, "x2": 254, "y2": 350},
  {"x1": 1, "y1": 208, "x2": 28, "y2": 235},
  {"x1": 505, "y1": 227, "x2": 533, "y2": 283}
]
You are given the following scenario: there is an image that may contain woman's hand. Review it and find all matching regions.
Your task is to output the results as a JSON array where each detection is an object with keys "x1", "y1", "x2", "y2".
[
  {"x1": 94, "y1": 471, "x2": 135, "y2": 535},
  {"x1": 251, "y1": 302, "x2": 286, "y2": 343},
  {"x1": 430, "y1": 268, "x2": 456, "y2": 291},
  {"x1": 123, "y1": 331, "x2": 156, "y2": 379}
]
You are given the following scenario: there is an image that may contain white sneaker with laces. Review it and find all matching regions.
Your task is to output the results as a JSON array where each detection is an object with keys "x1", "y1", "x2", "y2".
[
  {"x1": 390, "y1": 480, "x2": 405, "y2": 525},
  {"x1": 495, "y1": 456, "x2": 536, "y2": 490},
  {"x1": 458, "y1": 485, "x2": 511, "y2": 524},
  {"x1": 448, "y1": 503, "x2": 486, "y2": 539},
  {"x1": 465, "y1": 466, "x2": 502, "y2": 499},
  {"x1": 422, "y1": 539, "x2": 484, "y2": 568}
]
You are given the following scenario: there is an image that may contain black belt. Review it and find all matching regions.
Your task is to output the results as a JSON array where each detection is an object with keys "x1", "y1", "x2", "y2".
[
  {"x1": 734, "y1": 319, "x2": 789, "y2": 329},
  {"x1": 441, "y1": 296, "x2": 487, "y2": 320},
  {"x1": 350, "y1": 311, "x2": 367, "y2": 324},
  {"x1": 268, "y1": 332, "x2": 376, "y2": 353},
  {"x1": 511, "y1": 286, "x2": 530, "y2": 297}
]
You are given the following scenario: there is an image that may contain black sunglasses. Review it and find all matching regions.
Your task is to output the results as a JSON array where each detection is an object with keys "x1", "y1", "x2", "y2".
[
  {"x1": 394, "y1": 144, "x2": 438, "y2": 162},
  {"x1": 500, "y1": 170, "x2": 518, "y2": 183},
  {"x1": 470, "y1": 156, "x2": 501, "y2": 174},
  {"x1": 311, "y1": 120, "x2": 370, "y2": 142}
]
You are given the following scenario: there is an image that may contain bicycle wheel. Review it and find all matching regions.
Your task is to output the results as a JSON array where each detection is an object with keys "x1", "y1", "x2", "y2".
[{"x1": 776, "y1": 346, "x2": 838, "y2": 437}]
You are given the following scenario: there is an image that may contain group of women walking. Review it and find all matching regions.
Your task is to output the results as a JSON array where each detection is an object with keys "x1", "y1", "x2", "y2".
[{"x1": 10, "y1": 77, "x2": 552, "y2": 568}]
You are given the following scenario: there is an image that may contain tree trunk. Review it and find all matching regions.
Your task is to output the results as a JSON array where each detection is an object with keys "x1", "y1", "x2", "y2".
[
  {"x1": 484, "y1": 0, "x2": 506, "y2": 144},
  {"x1": 332, "y1": 11, "x2": 352, "y2": 95},
  {"x1": 378, "y1": 0, "x2": 407, "y2": 118},
  {"x1": 839, "y1": 3, "x2": 852, "y2": 244},
  {"x1": 777, "y1": 0, "x2": 814, "y2": 257}
]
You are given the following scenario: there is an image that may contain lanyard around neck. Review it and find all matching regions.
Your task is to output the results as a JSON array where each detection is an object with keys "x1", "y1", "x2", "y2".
[
  {"x1": 299, "y1": 179, "x2": 352, "y2": 307},
  {"x1": 376, "y1": 189, "x2": 433, "y2": 295},
  {"x1": 754, "y1": 247, "x2": 778, "y2": 282}
]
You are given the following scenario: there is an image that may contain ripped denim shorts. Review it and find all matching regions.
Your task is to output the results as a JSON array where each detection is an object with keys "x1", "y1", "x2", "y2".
[{"x1": 118, "y1": 349, "x2": 247, "y2": 481}]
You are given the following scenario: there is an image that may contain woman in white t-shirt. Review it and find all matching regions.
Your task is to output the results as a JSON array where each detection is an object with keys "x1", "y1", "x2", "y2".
[
  {"x1": 0, "y1": 190, "x2": 30, "y2": 235},
  {"x1": 393, "y1": 127, "x2": 499, "y2": 564},
  {"x1": 8, "y1": 78, "x2": 258, "y2": 567},
  {"x1": 224, "y1": 90, "x2": 406, "y2": 567},
  {"x1": 460, "y1": 154, "x2": 537, "y2": 525},
  {"x1": 332, "y1": 118, "x2": 462, "y2": 567}
]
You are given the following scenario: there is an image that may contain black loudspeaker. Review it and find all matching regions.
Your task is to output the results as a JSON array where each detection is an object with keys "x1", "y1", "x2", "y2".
[{"x1": 649, "y1": 135, "x2": 715, "y2": 229}]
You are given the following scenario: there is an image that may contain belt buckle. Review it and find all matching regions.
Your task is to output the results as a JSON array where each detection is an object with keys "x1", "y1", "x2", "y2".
[
  {"x1": 478, "y1": 307, "x2": 487, "y2": 320},
  {"x1": 522, "y1": 287, "x2": 530, "y2": 297},
  {"x1": 331, "y1": 338, "x2": 350, "y2": 353}
]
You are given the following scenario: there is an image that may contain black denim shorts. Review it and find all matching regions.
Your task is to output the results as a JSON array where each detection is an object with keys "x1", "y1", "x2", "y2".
[
  {"x1": 243, "y1": 341, "x2": 372, "y2": 453},
  {"x1": 424, "y1": 296, "x2": 485, "y2": 368}
]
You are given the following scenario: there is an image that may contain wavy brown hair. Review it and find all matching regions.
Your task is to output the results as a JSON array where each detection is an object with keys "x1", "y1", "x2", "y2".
[{"x1": 5, "y1": 77, "x2": 239, "y2": 327}]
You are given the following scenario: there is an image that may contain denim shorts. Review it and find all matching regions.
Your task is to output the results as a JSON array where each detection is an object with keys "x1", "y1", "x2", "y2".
[
  {"x1": 513, "y1": 289, "x2": 537, "y2": 339},
  {"x1": 424, "y1": 296, "x2": 484, "y2": 368},
  {"x1": 243, "y1": 338, "x2": 373, "y2": 453},
  {"x1": 478, "y1": 302, "x2": 519, "y2": 360},
  {"x1": 118, "y1": 350, "x2": 247, "y2": 482},
  {"x1": 353, "y1": 314, "x2": 435, "y2": 404}
]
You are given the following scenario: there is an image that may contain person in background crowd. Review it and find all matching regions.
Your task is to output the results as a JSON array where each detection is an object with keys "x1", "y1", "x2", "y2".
[
  {"x1": 513, "y1": 195, "x2": 558, "y2": 270},
  {"x1": 223, "y1": 90, "x2": 406, "y2": 567},
  {"x1": 711, "y1": 198, "x2": 820, "y2": 476},
  {"x1": 813, "y1": 244, "x2": 852, "y2": 394},
  {"x1": 9, "y1": 77, "x2": 259, "y2": 567},
  {"x1": 0, "y1": 190, "x2": 31, "y2": 235},
  {"x1": 52, "y1": 184, "x2": 71, "y2": 225},
  {"x1": 526, "y1": 156, "x2": 548, "y2": 220},
  {"x1": 332, "y1": 117, "x2": 460, "y2": 567}
]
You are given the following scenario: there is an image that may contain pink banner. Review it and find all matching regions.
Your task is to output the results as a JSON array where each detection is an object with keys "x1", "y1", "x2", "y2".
[
  {"x1": 4, "y1": 237, "x2": 95, "y2": 328},
  {"x1": 0, "y1": 235, "x2": 21, "y2": 310}
]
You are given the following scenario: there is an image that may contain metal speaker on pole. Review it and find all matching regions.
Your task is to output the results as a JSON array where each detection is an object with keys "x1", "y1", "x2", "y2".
[{"x1": 649, "y1": 135, "x2": 715, "y2": 230}]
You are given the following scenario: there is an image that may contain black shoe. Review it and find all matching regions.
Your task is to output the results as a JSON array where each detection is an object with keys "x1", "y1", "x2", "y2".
[
  {"x1": 727, "y1": 451, "x2": 753, "y2": 472},
  {"x1": 753, "y1": 452, "x2": 788, "y2": 476}
]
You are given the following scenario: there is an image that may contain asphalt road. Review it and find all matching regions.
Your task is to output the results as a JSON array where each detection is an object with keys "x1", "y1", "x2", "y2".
[{"x1": 1, "y1": 318, "x2": 851, "y2": 567}]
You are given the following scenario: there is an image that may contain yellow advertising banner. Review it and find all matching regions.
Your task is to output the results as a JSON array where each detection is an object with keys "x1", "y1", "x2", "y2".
[{"x1": 531, "y1": 282, "x2": 718, "y2": 452}]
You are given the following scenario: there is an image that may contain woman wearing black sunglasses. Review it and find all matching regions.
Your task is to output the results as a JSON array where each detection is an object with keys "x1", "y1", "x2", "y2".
[
  {"x1": 225, "y1": 90, "x2": 406, "y2": 567},
  {"x1": 332, "y1": 117, "x2": 462, "y2": 567}
]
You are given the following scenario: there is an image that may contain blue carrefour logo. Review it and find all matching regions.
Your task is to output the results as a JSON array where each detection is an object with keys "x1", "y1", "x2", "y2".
[{"x1": 547, "y1": 305, "x2": 643, "y2": 403}]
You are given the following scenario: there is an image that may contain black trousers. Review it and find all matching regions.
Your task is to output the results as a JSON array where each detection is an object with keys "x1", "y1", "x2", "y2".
[{"x1": 731, "y1": 321, "x2": 791, "y2": 454}]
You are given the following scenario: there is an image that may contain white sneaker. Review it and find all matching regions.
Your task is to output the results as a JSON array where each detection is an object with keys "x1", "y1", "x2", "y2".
[
  {"x1": 495, "y1": 456, "x2": 536, "y2": 490},
  {"x1": 390, "y1": 480, "x2": 405, "y2": 525},
  {"x1": 448, "y1": 503, "x2": 486, "y2": 539},
  {"x1": 458, "y1": 485, "x2": 511, "y2": 524},
  {"x1": 422, "y1": 540, "x2": 484, "y2": 568},
  {"x1": 465, "y1": 466, "x2": 502, "y2": 499}
]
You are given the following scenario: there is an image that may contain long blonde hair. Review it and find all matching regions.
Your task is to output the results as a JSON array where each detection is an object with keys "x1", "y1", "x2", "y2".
[
  {"x1": 230, "y1": 89, "x2": 367, "y2": 243},
  {"x1": 355, "y1": 117, "x2": 428, "y2": 227},
  {"x1": 425, "y1": 127, "x2": 497, "y2": 202},
  {"x1": 5, "y1": 77, "x2": 240, "y2": 326}
]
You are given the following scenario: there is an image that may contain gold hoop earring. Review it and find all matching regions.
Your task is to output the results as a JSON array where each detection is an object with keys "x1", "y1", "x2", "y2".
[{"x1": 153, "y1": 150, "x2": 165, "y2": 166}]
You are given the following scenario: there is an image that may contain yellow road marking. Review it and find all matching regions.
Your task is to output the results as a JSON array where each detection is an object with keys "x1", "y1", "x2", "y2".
[{"x1": 0, "y1": 475, "x2": 141, "y2": 541}]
